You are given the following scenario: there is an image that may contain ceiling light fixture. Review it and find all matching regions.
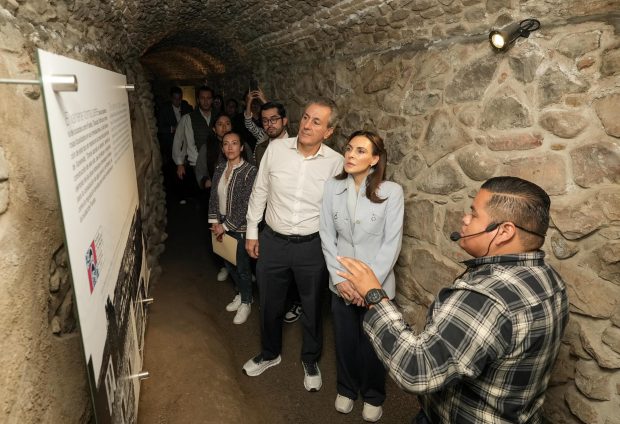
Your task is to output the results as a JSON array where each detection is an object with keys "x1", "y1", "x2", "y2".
[{"x1": 489, "y1": 18, "x2": 541, "y2": 51}]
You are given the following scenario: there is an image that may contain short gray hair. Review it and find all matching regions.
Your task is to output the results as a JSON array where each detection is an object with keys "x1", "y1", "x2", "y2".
[{"x1": 307, "y1": 98, "x2": 339, "y2": 129}]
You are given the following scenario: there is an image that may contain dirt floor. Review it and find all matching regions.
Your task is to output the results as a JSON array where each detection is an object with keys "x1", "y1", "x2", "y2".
[{"x1": 138, "y1": 196, "x2": 420, "y2": 424}]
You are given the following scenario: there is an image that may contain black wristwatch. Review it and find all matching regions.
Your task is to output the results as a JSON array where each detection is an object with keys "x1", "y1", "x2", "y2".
[{"x1": 364, "y1": 288, "x2": 388, "y2": 307}]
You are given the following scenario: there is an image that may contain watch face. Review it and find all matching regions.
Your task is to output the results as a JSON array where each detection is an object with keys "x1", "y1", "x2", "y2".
[{"x1": 366, "y1": 289, "x2": 386, "y2": 305}]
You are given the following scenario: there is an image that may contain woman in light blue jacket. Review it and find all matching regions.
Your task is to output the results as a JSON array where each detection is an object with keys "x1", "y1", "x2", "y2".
[{"x1": 320, "y1": 130, "x2": 404, "y2": 422}]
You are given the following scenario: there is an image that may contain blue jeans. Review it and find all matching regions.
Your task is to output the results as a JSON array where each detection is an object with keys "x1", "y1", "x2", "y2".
[{"x1": 224, "y1": 231, "x2": 253, "y2": 304}]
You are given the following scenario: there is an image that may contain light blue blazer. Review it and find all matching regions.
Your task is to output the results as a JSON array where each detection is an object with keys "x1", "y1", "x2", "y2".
[{"x1": 320, "y1": 176, "x2": 404, "y2": 299}]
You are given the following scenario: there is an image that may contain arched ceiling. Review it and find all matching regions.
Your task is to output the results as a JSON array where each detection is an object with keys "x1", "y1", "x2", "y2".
[{"x1": 102, "y1": 0, "x2": 619, "y2": 82}]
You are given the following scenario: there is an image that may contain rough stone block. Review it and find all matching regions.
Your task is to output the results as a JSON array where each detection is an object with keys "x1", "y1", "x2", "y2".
[
  {"x1": 501, "y1": 153, "x2": 566, "y2": 195},
  {"x1": 404, "y1": 198, "x2": 437, "y2": 243},
  {"x1": 508, "y1": 48, "x2": 545, "y2": 83},
  {"x1": 420, "y1": 6, "x2": 444, "y2": 19},
  {"x1": 0, "y1": 146, "x2": 8, "y2": 181},
  {"x1": 550, "y1": 344, "x2": 576, "y2": 385},
  {"x1": 456, "y1": 147, "x2": 499, "y2": 181},
  {"x1": 409, "y1": 0, "x2": 435, "y2": 11},
  {"x1": 418, "y1": 161, "x2": 466, "y2": 195},
  {"x1": 591, "y1": 241, "x2": 620, "y2": 284},
  {"x1": 403, "y1": 90, "x2": 441, "y2": 116},
  {"x1": 544, "y1": 385, "x2": 583, "y2": 424},
  {"x1": 49, "y1": 273, "x2": 61, "y2": 293},
  {"x1": 554, "y1": 187, "x2": 620, "y2": 240},
  {"x1": 557, "y1": 31, "x2": 601, "y2": 59},
  {"x1": 488, "y1": 132, "x2": 543, "y2": 151},
  {"x1": 577, "y1": 56, "x2": 596, "y2": 70},
  {"x1": 538, "y1": 66, "x2": 589, "y2": 107},
  {"x1": 390, "y1": 9, "x2": 410, "y2": 21},
  {"x1": 0, "y1": 181, "x2": 8, "y2": 214},
  {"x1": 565, "y1": 265, "x2": 620, "y2": 319},
  {"x1": 565, "y1": 385, "x2": 602, "y2": 424},
  {"x1": 550, "y1": 234, "x2": 579, "y2": 259},
  {"x1": 601, "y1": 47, "x2": 620, "y2": 77},
  {"x1": 602, "y1": 326, "x2": 620, "y2": 355},
  {"x1": 593, "y1": 93, "x2": 620, "y2": 138},
  {"x1": 464, "y1": 7, "x2": 485, "y2": 23},
  {"x1": 410, "y1": 248, "x2": 462, "y2": 297},
  {"x1": 420, "y1": 110, "x2": 472, "y2": 166},
  {"x1": 364, "y1": 64, "x2": 400, "y2": 94},
  {"x1": 571, "y1": 142, "x2": 620, "y2": 188},
  {"x1": 445, "y1": 55, "x2": 500, "y2": 103},
  {"x1": 385, "y1": 125, "x2": 421, "y2": 164},
  {"x1": 409, "y1": 51, "x2": 450, "y2": 83},
  {"x1": 581, "y1": 318, "x2": 620, "y2": 368},
  {"x1": 575, "y1": 359, "x2": 612, "y2": 400},
  {"x1": 539, "y1": 109, "x2": 588, "y2": 139},
  {"x1": 402, "y1": 152, "x2": 426, "y2": 179},
  {"x1": 564, "y1": 318, "x2": 594, "y2": 359},
  {"x1": 598, "y1": 187, "x2": 620, "y2": 222},
  {"x1": 486, "y1": 0, "x2": 511, "y2": 13},
  {"x1": 480, "y1": 95, "x2": 531, "y2": 130}
]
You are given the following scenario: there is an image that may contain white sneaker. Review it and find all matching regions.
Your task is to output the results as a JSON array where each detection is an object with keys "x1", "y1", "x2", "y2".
[
  {"x1": 226, "y1": 294, "x2": 241, "y2": 312},
  {"x1": 362, "y1": 403, "x2": 383, "y2": 422},
  {"x1": 242, "y1": 354, "x2": 281, "y2": 377},
  {"x1": 335, "y1": 394, "x2": 354, "y2": 414},
  {"x1": 217, "y1": 267, "x2": 228, "y2": 281},
  {"x1": 302, "y1": 361, "x2": 322, "y2": 392},
  {"x1": 233, "y1": 303, "x2": 251, "y2": 324}
]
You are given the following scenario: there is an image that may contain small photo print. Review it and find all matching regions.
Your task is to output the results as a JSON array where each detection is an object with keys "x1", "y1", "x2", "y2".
[{"x1": 86, "y1": 240, "x2": 100, "y2": 293}]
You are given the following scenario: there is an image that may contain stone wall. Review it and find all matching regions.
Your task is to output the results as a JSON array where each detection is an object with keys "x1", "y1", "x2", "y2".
[
  {"x1": 261, "y1": 16, "x2": 620, "y2": 424},
  {"x1": 1, "y1": 0, "x2": 619, "y2": 422},
  {"x1": 0, "y1": 4, "x2": 166, "y2": 423}
]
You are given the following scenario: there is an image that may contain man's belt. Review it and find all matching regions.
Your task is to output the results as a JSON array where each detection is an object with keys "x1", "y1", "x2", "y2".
[{"x1": 265, "y1": 225, "x2": 319, "y2": 243}]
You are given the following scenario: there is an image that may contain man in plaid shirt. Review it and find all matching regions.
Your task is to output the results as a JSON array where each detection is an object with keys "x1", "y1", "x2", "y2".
[{"x1": 337, "y1": 176, "x2": 569, "y2": 423}]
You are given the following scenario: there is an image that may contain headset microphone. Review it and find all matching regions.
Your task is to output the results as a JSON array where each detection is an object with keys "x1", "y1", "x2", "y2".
[{"x1": 449, "y1": 222, "x2": 501, "y2": 242}]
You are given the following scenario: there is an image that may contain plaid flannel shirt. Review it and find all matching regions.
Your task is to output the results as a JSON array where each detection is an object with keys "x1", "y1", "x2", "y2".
[{"x1": 363, "y1": 251, "x2": 569, "y2": 424}]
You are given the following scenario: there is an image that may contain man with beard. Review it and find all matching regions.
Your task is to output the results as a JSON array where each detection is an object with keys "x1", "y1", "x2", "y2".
[{"x1": 244, "y1": 90, "x2": 289, "y2": 166}]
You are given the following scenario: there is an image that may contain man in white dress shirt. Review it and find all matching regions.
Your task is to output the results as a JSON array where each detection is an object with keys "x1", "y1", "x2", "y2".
[{"x1": 242, "y1": 99, "x2": 344, "y2": 392}]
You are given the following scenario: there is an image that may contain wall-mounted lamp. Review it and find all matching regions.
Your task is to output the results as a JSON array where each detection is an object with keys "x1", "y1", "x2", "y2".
[{"x1": 489, "y1": 19, "x2": 540, "y2": 51}]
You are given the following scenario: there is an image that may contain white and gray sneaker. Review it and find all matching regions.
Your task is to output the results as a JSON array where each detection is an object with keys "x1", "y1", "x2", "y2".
[
  {"x1": 242, "y1": 354, "x2": 282, "y2": 377},
  {"x1": 362, "y1": 403, "x2": 383, "y2": 422},
  {"x1": 233, "y1": 303, "x2": 251, "y2": 324},
  {"x1": 226, "y1": 294, "x2": 241, "y2": 312},
  {"x1": 302, "y1": 361, "x2": 322, "y2": 392},
  {"x1": 217, "y1": 267, "x2": 229, "y2": 281},
  {"x1": 335, "y1": 394, "x2": 354, "y2": 414}
]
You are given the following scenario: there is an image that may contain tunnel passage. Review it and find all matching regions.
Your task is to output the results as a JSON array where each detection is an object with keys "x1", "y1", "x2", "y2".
[{"x1": 1, "y1": 1, "x2": 620, "y2": 423}]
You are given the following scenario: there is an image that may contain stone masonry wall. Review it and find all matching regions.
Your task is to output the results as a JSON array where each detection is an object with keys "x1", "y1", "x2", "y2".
[
  {"x1": 261, "y1": 17, "x2": 620, "y2": 424},
  {"x1": 0, "y1": 3, "x2": 166, "y2": 423}
]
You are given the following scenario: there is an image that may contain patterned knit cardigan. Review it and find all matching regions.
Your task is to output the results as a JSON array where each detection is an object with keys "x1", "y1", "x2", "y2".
[{"x1": 208, "y1": 160, "x2": 258, "y2": 232}]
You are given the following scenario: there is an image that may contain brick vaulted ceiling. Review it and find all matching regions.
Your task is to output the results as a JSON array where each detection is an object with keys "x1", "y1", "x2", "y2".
[{"x1": 106, "y1": 0, "x2": 619, "y2": 81}]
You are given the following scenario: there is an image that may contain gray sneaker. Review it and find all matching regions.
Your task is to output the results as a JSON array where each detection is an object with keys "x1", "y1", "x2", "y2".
[
  {"x1": 242, "y1": 354, "x2": 281, "y2": 377},
  {"x1": 302, "y1": 361, "x2": 322, "y2": 392}
]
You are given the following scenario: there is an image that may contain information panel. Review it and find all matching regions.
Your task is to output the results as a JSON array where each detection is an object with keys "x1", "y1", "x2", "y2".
[{"x1": 37, "y1": 49, "x2": 149, "y2": 424}]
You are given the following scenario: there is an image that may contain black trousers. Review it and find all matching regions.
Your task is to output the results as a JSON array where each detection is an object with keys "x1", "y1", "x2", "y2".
[
  {"x1": 257, "y1": 229, "x2": 327, "y2": 362},
  {"x1": 332, "y1": 293, "x2": 386, "y2": 406}
]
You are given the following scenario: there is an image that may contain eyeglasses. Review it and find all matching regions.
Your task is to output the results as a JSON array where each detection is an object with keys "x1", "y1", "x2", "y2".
[{"x1": 261, "y1": 116, "x2": 282, "y2": 126}]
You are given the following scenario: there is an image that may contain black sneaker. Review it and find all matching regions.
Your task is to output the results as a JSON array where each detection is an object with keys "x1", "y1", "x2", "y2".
[
  {"x1": 302, "y1": 361, "x2": 322, "y2": 391},
  {"x1": 284, "y1": 304, "x2": 302, "y2": 323}
]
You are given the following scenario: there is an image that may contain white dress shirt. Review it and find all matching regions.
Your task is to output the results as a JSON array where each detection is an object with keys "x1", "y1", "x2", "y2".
[{"x1": 246, "y1": 137, "x2": 343, "y2": 239}]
